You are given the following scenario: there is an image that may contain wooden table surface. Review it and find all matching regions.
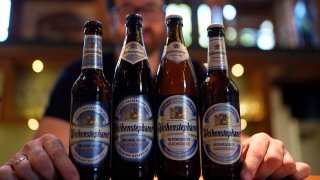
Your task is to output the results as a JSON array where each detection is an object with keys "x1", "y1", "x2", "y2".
[{"x1": 306, "y1": 176, "x2": 320, "y2": 180}]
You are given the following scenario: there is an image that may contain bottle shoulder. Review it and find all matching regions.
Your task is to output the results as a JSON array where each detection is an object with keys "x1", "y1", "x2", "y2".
[
  {"x1": 72, "y1": 72, "x2": 110, "y2": 91},
  {"x1": 156, "y1": 59, "x2": 198, "y2": 95},
  {"x1": 201, "y1": 72, "x2": 238, "y2": 92},
  {"x1": 112, "y1": 60, "x2": 154, "y2": 95}
]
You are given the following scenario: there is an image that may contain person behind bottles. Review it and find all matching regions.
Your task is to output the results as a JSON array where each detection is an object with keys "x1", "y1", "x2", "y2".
[
  {"x1": 0, "y1": 0, "x2": 311, "y2": 180},
  {"x1": 111, "y1": 14, "x2": 155, "y2": 180},
  {"x1": 200, "y1": 24, "x2": 242, "y2": 179},
  {"x1": 69, "y1": 20, "x2": 111, "y2": 180},
  {"x1": 156, "y1": 14, "x2": 200, "y2": 180}
]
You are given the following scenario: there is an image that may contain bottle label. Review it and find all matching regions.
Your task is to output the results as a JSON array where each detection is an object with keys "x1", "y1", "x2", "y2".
[
  {"x1": 157, "y1": 95, "x2": 198, "y2": 161},
  {"x1": 70, "y1": 102, "x2": 110, "y2": 166},
  {"x1": 120, "y1": 42, "x2": 148, "y2": 64},
  {"x1": 208, "y1": 37, "x2": 228, "y2": 71},
  {"x1": 82, "y1": 35, "x2": 103, "y2": 70},
  {"x1": 114, "y1": 96, "x2": 154, "y2": 162},
  {"x1": 165, "y1": 42, "x2": 190, "y2": 64},
  {"x1": 202, "y1": 103, "x2": 241, "y2": 165}
]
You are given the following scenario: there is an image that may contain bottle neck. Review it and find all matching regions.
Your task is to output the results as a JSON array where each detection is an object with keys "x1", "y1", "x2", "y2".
[
  {"x1": 166, "y1": 25, "x2": 185, "y2": 45},
  {"x1": 118, "y1": 23, "x2": 148, "y2": 65},
  {"x1": 162, "y1": 24, "x2": 190, "y2": 63},
  {"x1": 81, "y1": 34, "x2": 103, "y2": 71},
  {"x1": 125, "y1": 25, "x2": 144, "y2": 45},
  {"x1": 207, "y1": 36, "x2": 228, "y2": 74}
]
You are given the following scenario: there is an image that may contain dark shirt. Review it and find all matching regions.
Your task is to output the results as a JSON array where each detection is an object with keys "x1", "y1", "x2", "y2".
[{"x1": 44, "y1": 50, "x2": 206, "y2": 122}]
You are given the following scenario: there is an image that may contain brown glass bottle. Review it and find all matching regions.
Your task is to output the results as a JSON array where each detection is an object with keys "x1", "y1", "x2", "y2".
[
  {"x1": 111, "y1": 14, "x2": 155, "y2": 180},
  {"x1": 200, "y1": 24, "x2": 242, "y2": 180},
  {"x1": 69, "y1": 21, "x2": 111, "y2": 180},
  {"x1": 155, "y1": 15, "x2": 200, "y2": 180}
]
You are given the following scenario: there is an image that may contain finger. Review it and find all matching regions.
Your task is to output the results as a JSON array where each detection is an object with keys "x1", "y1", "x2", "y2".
[
  {"x1": 269, "y1": 150, "x2": 296, "y2": 179},
  {"x1": 14, "y1": 155, "x2": 42, "y2": 180},
  {"x1": 43, "y1": 134, "x2": 79, "y2": 180},
  {"x1": 0, "y1": 165, "x2": 18, "y2": 180},
  {"x1": 240, "y1": 133, "x2": 270, "y2": 180},
  {"x1": 27, "y1": 145, "x2": 58, "y2": 180},
  {"x1": 254, "y1": 139, "x2": 285, "y2": 179},
  {"x1": 289, "y1": 162, "x2": 311, "y2": 180}
]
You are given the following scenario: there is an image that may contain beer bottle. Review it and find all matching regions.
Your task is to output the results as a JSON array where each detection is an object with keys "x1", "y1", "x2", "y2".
[
  {"x1": 200, "y1": 24, "x2": 242, "y2": 179},
  {"x1": 156, "y1": 15, "x2": 200, "y2": 180},
  {"x1": 111, "y1": 14, "x2": 155, "y2": 180},
  {"x1": 69, "y1": 20, "x2": 111, "y2": 180}
]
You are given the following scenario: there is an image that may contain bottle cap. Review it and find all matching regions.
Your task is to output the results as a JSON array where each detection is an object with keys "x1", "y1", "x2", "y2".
[
  {"x1": 207, "y1": 24, "x2": 224, "y2": 30},
  {"x1": 84, "y1": 20, "x2": 102, "y2": 35},
  {"x1": 126, "y1": 14, "x2": 143, "y2": 26},
  {"x1": 165, "y1": 14, "x2": 183, "y2": 21},
  {"x1": 85, "y1": 20, "x2": 102, "y2": 29},
  {"x1": 165, "y1": 14, "x2": 183, "y2": 26},
  {"x1": 207, "y1": 24, "x2": 225, "y2": 37}
]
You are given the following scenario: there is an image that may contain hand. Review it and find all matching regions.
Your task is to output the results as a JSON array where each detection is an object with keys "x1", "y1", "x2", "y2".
[
  {"x1": 0, "y1": 134, "x2": 79, "y2": 180},
  {"x1": 241, "y1": 132, "x2": 311, "y2": 180}
]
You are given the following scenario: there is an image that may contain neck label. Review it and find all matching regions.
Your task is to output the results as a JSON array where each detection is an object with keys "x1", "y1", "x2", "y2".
[
  {"x1": 208, "y1": 37, "x2": 228, "y2": 71},
  {"x1": 165, "y1": 42, "x2": 190, "y2": 64},
  {"x1": 82, "y1": 35, "x2": 103, "y2": 70},
  {"x1": 120, "y1": 42, "x2": 147, "y2": 64}
]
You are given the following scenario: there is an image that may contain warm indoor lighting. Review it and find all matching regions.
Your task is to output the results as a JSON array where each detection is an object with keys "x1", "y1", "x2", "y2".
[
  {"x1": 240, "y1": 99, "x2": 264, "y2": 122},
  {"x1": 28, "y1": 118, "x2": 39, "y2": 131},
  {"x1": 240, "y1": 102, "x2": 248, "y2": 116},
  {"x1": 231, "y1": 64, "x2": 244, "y2": 77},
  {"x1": 240, "y1": 28, "x2": 256, "y2": 47},
  {"x1": 257, "y1": 20, "x2": 275, "y2": 50},
  {"x1": 0, "y1": 0, "x2": 11, "y2": 42},
  {"x1": 197, "y1": 4, "x2": 211, "y2": 48},
  {"x1": 203, "y1": 63, "x2": 208, "y2": 69},
  {"x1": 212, "y1": 5, "x2": 223, "y2": 24},
  {"x1": 32, "y1": 59, "x2": 44, "y2": 73},
  {"x1": 225, "y1": 27, "x2": 237, "y2": 46},
  {"x1": 223, "y1": 4, "x2": 237, "y2": 21},
  {"x1": 241, "y1": 119, "x2": 247, "y2": 130}
]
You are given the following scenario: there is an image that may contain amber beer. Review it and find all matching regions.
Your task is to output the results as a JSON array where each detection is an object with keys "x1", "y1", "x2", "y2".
[
  {"x1": 111, "y1": 14, "x2": 155, "y2": 180},
  {"x1": 156, "y1": 15, "x2": 200, "y2": 180},
  {"x1": 200, "y1": 24, "x2": 242, "y2": 179},
  {"x1": 69, "y1": 21, "x2": 111, "y2": 180}
]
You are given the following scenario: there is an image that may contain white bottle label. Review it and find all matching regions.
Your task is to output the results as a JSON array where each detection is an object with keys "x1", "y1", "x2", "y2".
[
  {"x1": 82, "y1": 35, "x2": 103, "y2": 70},
  {"x1": 114, "y1": 96, "x2": 154, "y2": 162},
  {"x1": 208, "y1": 37, "x2": 228, "y2": 71},
  {"x1": 202, "y1": 103, "x2": 241, "y2": 164},
  {"x1": 120, "y1": 42, "x2": 148, "y2": 64},
  {"x1": 70, "y1": 102, "x2": 110, "y2": 166},
  {"x1": 165, "y1": 42, "x2": 190, "y2": 64},
  {"x1": 157, "y1": 95, "x2": 198, "y2": 161}
]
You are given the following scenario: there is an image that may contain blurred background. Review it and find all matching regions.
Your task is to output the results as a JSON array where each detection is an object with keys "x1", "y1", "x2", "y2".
[{"x1": 0, "y1": 0, "x2": 319, "y2": 174}]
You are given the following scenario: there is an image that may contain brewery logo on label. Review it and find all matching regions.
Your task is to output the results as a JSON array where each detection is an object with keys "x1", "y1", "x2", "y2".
[
  {"x1": 114, "y1": 96, "x2": 154, "y2": 161},
  {"x1": 202, "y1": 103, "x2": 241, "y2": 164},
  {"x1": 165, "y1": 42, "x2": 190, "y2": 64},
  {"x1": 120, "y1": 42, "x2": 148, "y2": 64},
  {"x1": 82, "y1": 35, "x2": 103, "y2": 70},
  {"x1": 157, "y1": 95, "x2": 198, "y2": 161},
  {"x1": 70, "y1": 102, "x2": 110, "y2": 166}
]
